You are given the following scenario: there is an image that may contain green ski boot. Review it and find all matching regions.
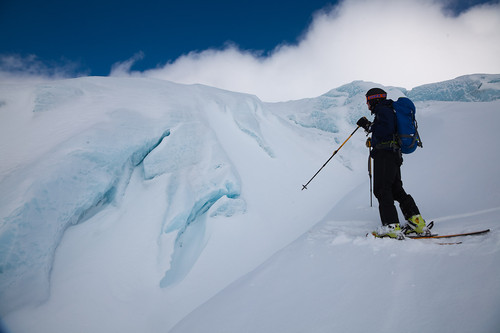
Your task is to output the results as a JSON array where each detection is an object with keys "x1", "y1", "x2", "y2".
[{"x1": 406, "y1": 214, "x2": 431, "y2": 236}]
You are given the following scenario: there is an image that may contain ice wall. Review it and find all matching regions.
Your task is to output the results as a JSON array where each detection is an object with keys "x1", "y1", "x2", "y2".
[
  {"x1": 407, "y1": 74, "x2": 500, "y2": 102},
  {"x1": 0, "y1": 77, "x2": 270, "y2": 314}
]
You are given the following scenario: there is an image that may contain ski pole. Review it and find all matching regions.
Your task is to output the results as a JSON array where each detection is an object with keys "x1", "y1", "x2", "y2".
[
  {"x1": 302, "y1": 126, "x2": 360, "y2": 190},
  {"x1": 368, "y1": 145, "x2": 373, "y2": 207}
]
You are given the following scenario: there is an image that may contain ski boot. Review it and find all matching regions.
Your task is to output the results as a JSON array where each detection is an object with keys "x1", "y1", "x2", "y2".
[
  {"x1": 405, "y1": 214, "x2": 431, "y2": 236},
  {"x1": 372, "y1": 223, "x2": 405, "y2": 240}
]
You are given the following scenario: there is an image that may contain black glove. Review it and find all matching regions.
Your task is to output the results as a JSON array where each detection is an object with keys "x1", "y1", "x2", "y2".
[{"x1": 356, "y1": 117, "x2": 371, "y2": 131}]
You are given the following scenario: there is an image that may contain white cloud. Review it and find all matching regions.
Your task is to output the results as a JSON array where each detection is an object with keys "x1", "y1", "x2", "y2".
[
  {"x1": 126, "y1": 0, "x2": 500, "y2": 102},
  {"x1": 0, "y1": 54, "x2": 86, "y2": 83},
  {"x1": 109, "y1": 51, "x2": 145, "y2": 77}
]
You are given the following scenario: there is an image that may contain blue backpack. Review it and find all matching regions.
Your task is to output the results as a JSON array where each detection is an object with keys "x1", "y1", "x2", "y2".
[{"x1": 392, "y1": 97, "x2": 422, "y2": 154}]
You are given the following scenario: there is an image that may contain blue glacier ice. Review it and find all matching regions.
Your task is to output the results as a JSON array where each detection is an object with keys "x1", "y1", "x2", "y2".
[
  {"x1": 0, "y1": 77, "x2": 273, "y2": 314},
  {"x1": 1, "y1": 73, "x2": 499, "y2": 320},
  {"x1": 407, "y1": 74, "x2": 500, "y2": 102}
]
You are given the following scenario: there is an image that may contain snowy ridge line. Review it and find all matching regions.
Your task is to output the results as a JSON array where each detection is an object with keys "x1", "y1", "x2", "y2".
[{"x1": 406, "y1": 74, "x2": 500, "y2": 102}]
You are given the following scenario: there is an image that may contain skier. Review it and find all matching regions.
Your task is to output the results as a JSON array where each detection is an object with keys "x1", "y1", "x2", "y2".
[{"x1": 356, "y1": 88, "x2": 429, "y2": 239}]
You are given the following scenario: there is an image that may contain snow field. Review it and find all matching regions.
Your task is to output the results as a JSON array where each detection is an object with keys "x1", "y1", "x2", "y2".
[{"x1": 1, "y1": 75, "x2": 500, "y2": 332}]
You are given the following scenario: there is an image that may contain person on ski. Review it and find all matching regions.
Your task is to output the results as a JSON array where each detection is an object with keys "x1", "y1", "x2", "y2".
[{"x1": 356, "y1": 88, "x2": 429, "y2": 239}]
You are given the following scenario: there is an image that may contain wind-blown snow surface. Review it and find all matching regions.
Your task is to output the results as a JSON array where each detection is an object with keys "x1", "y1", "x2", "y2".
[{"x1": 1, "y1": 74, "x2": 500, "y2": 332}]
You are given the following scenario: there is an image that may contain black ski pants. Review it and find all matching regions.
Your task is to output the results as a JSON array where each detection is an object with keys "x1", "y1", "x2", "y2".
[{"x1": 372, "y1": 149, "x2": 419, "y2": 225}]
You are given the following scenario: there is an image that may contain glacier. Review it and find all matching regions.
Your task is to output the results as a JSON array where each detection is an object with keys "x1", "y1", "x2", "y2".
[
  {"x1": 406, "y1": 74, "x2": 500, "y2": 102},
  {"x1": 0, "y1": 77, "x2": 268, "y2": 312},
  {"x1": 1, "y1": 74, "x2": 500, "y2": 333}
]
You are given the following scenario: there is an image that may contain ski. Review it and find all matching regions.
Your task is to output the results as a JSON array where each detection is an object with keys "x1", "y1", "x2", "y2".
[
  {"x1": 368, "y1": 221, "x2": 491, "y2": 242},
  {"x1": 407, "y1": 229, "x2": 490, "y2": 239}
]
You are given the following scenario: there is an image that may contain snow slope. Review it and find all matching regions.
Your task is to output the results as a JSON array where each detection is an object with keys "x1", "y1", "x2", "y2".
[
  {"x1": 171, "y1": 100, "x2": 500, "y2": 333},
  {"x1": 1, "y1": 74, "x2": 499, "y2": 332}
]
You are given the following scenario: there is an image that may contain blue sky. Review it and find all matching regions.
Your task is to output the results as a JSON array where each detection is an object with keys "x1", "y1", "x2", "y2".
[
  {"x1": 0, "y1": 0, "x2": 339, "y2": 75},
  {"x1": 1, "y1": 0, "x2": 499, "y2": 101}
]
